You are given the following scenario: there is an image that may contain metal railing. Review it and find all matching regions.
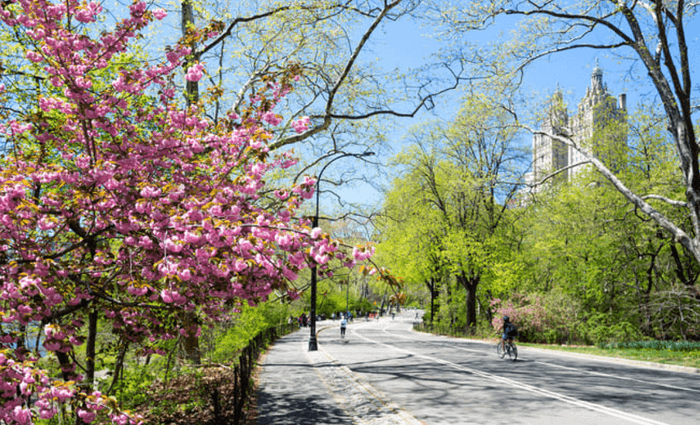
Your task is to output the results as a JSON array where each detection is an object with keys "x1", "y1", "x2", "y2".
[{"x1": 192, "y1": 322, "x2": 298, "y2": 425}]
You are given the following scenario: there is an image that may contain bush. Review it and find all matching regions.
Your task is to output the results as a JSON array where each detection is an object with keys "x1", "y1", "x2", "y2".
[
  {"x1": 581, "y1": 313, "x2": 642, "y2": 345},
  {"x1": 491, "y1": 291, "x2": 580, "y2": 343},
  {"x1": 208, "y1": 304, "x2": 278, "y2": 362}
]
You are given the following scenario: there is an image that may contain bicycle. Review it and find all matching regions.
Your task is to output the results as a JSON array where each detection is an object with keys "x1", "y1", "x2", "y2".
[{"x1": 496, "y1": 339, "x2": 518, "y2": 361}]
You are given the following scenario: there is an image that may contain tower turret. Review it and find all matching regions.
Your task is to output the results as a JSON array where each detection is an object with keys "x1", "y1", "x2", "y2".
[{"x1": 591, "y1": 59, "x2": 604, "y2": 92}]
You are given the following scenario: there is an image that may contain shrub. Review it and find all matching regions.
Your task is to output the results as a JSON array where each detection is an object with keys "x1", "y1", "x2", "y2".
[{"x1": 491, "y1": 289, "x2": 584, "y2": 344}]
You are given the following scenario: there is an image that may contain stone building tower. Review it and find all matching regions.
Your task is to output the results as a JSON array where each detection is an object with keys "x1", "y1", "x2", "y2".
[
  {"x1": 531, "y1": 89, "x2": 569, "y2": 189},
  {"x1": 529, "y1": 61, "x2": 627, "y2": 190},
  {"x1": 568, "y1": 60, "x2": 627, "y2": 180}
]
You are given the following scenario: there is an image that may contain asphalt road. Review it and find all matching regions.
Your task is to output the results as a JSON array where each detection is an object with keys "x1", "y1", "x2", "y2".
[{"x1": 317, "y1": 312, "x2": 700, "y2": 425}]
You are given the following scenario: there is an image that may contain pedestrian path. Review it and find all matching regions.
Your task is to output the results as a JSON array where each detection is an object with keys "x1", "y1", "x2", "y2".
[
  {"x1": 256, "y1": 328, "x2": 354, "y2": 425},
  {"x1": 256, "y1": 324, "x2": 423, "y2": 425}
]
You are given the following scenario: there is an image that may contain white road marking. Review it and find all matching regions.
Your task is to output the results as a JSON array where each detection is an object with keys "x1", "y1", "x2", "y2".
[
  {"x1": 347, "y1": 323, "x2": 670, "y2": 425},
  {"x1": 377, "y1": 322, "x2": 700, "y2": 394},
  {"x1": 533, "y1": 360, "x2": 700, "y2": 394}
]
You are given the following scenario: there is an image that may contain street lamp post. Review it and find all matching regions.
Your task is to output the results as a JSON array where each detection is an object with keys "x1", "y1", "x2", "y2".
[
  {"x1": 345, "y1": 277, "x2": 349, "y2": 321},
  {"x1": 308, "y1": 151, "x2": 374, "y2": 351}
]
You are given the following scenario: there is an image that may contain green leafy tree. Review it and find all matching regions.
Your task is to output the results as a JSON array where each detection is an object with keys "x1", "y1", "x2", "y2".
[
  {"x1": 433, "y1": 0, "x2": 700, "y2": 270},
  {"x1": 377, "y1": 83, "x2": 527, "y2": 331}
]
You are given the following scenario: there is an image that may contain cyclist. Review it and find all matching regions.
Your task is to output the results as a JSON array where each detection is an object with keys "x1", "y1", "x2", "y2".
[
  {"x1": 340, "y1": 316, "x2": 347, "y2": 338},
  {"x1": 500, "y1": 315, "x2": 517, "y2": 352}
]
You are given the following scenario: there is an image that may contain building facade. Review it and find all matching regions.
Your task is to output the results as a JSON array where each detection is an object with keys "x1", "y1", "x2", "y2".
[{"x1": 527, "y1": 62, "x2": 627, "y2": 193}]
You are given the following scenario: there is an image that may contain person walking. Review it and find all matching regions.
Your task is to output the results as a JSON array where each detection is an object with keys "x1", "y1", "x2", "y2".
[{"x1": 340, "y1": 316, "x2": 347, "y2": 338}]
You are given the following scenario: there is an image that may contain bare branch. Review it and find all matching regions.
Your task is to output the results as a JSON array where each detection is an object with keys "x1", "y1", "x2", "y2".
[
  {"x1": 526, "y1": 160, "x2": 591, "y2": 189},
  {"x1": 269, "y1": 0, "x2": 405, "y2": 151},
  {"x1": 642, "y1": 194, "x2": 688, "y2": 208}
]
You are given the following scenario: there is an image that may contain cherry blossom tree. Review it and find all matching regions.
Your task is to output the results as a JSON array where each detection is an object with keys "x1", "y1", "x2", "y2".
[{"x1": 0, "y1": 0, "x2": 371, "y2": 423}]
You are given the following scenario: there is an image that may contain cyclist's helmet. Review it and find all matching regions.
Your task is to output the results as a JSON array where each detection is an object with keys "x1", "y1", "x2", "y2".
[{"x1": 503, "y1": 315, "x2": 510, "y2": 322}]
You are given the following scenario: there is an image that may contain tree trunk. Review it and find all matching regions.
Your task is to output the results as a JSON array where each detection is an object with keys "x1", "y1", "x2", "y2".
[
  {"x1": 85, "y1": 308, "x2": 98, "y2": 387},
  {"x1": 670, "y1": 243, "x2": 700, "y2": 300},
  {"x1": 425, "y1": 279, "x2": 438, "y2": 324},
  {"x1": 457, "y1": 272, "x2": 479, "y2": 333},
  {"x1": 181, "y1": 0, "x2": 199, "y2": 105},
  {"x1": 183, "y1": 312, "x2": 201, "y2": 364}
]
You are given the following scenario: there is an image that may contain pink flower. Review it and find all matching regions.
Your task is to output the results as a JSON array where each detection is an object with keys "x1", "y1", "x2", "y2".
[
  {"x1": 26, "y1": 51, "x2": 43, "y2": 63},
  {"x1": 291, "y1": 116, "x2": 310, "y2": 133},
  {"x1": 352, "y1": 246, "x2": 374, "y2": 261},
  {"x1": 161, "y1": 290, "x2": 180, "y2": 303},
  {"x1": 184, "y1": 231, "x2": 201, "y2": 244},
  {"x1": 310, "y1": 227, "x2": 322, "y2": 239},
  {"x1": 233, "y1": 259, "x2": 248, "y2": 272},
  {"x1": 163, "y1": 238, "x2": 183, "y2": 253},
  {"x1": 315, "y1": 254, "x2": 329, "y2": 265},
  {"x1": 139, "y1": 186, "x2": 161, "y2": 198},
  {"x1": 152, "y1": 8, "x2": 168, "y2": 19},
  {"x1": 43, "y1": 341, "x2": 62, "y2": 351},
  {"x1": 178, "y1": 268, "x2": 192, "y2": 281},
  {"x1": 78, "y1": 409, "x2": 96, "y2": 423},
  {"x1": 12, "y1": 406, "x2": 31, "y2": 425},
  {"x1": 74, "y1": 2, "x2": 102, "y2": 23},
  {"x1": 185, "y1": 63, "x2": 205, "y2": 82},
  {"x1": 75, "y1": 155, "x2": 91, "y2": 169},
  {"x1": 262, "y1": 111, "x2": 282, "y2": 126}
]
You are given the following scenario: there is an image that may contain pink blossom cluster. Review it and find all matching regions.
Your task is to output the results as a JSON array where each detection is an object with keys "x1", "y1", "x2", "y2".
[
  {"x1": 353, "y1": 245, "x2": 375, "y2": 261},
  {"x1": 0, "y1": 1, "x2": 373, "y2": 423},
  {"x1": 491, "y1": 293, "x2": 548, "y2": 335},
  {"x1": 185, "y1": 62, "x2": 205, "y2": 82},
  {"x1": 291, "y1": 116, "x2": 310, "y2": 133}
]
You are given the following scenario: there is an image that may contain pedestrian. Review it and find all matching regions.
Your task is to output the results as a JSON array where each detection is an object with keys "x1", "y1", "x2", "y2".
[{"x1": 340, "y1": 316, "x2": 347, "y2": 338}]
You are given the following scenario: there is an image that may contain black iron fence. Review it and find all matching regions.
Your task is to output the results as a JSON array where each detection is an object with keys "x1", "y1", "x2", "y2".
[
  {"x1": 217, "y1": 322, "x2": 297, "y2": 425},
  {"x1": 143, "y1": 322, "x2": 297, "y2": 425}
]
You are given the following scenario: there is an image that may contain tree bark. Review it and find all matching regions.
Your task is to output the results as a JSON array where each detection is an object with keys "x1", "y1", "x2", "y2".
[
  {"x1": 183, "y1": 312, "x2": 202, "y2": 364},
  {"x1": 457, "y1": 272, "x2": 479, "y2": 333},
  {"x1": 85, "y1": 308, "x2": 98, "y2": 387}
]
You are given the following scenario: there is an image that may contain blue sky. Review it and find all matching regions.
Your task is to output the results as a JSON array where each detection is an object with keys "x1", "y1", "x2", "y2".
[
  {"x1": 333, "y1": 10, "x2": 700, "y2": 210},
  {"x1": 336, "y1": 17, "x2": 640, "y2": 208}
]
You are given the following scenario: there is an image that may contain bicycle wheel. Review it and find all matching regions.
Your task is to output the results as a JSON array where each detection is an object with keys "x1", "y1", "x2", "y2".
[
  {"x1": 507, "y1": 343, "x2": 517, "y2": 361},
  {"x1": 496, "y1": 342, "x2": 504, "y2": 358}
]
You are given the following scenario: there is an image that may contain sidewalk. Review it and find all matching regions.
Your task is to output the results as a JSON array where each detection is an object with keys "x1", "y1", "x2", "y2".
[
  {"x1": 256, "y1": 328, "x2": 354, "y2": 425},
  {"x1": 256, "y1": 324, "x2": 423, "y2": 425}
]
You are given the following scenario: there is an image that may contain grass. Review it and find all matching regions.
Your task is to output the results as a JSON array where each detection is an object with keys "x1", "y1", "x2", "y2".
[{"x1": 519, "y1": 342, "x2": 700, "y2": 370}]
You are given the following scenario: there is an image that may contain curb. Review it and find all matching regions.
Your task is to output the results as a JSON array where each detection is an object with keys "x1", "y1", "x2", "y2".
[{"x1": 519, "y1": 345, "x2": 700, "y2": 375}]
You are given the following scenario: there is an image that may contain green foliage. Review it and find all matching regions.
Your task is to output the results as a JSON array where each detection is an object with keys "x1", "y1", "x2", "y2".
[
  {"x1": 110, "y1": 361, "x2": 164, "y2": 409},
  {"x1": 376, "y1": 83, "x2": 527, "y2": 331},
  {"x1": 208, "y1": 302, "x2": 289, "y2": 363},
  {"x1": 581, "y1": 313, "x2": 642, "y2": 345},
  {"x1": 316, "y1": 290, "x2": 347, "y2": 317},
  {"x1": 600, "y1": 340, "x2": 700, "y2": 351},
  {"x1": 354, "y1": 297, "x2": 374, "y2": 313}
]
